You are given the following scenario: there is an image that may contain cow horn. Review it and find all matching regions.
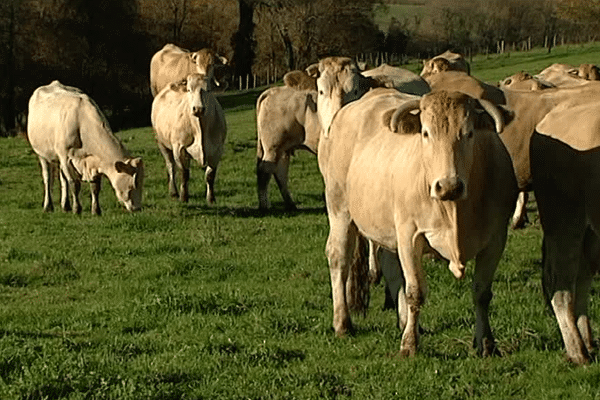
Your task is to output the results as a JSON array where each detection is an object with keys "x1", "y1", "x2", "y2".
[
  {"x1": 390, "y1": 99, "x2": 421, "y2": 133},
  {"x1": 477, "y1": 99, "x2": 504, "y2": 133}
]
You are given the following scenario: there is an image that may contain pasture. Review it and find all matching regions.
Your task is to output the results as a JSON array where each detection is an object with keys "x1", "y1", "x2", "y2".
[{"x1": 2, "y1": 45, "x2": 600, "y2": 399}]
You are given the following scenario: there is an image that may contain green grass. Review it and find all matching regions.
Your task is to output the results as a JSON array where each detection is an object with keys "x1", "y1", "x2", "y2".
[{"x1": 2, "y1": 50, "x2": 600, "y2": 398}]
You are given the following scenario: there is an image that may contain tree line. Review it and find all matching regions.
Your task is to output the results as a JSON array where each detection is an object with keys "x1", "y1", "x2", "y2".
[{"x1": 0, "y1": 0, "x2": 598, "y2": 136}]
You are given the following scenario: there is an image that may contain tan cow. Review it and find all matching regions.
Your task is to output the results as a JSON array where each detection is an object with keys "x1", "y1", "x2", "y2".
[
  {"x1": 27, "y1": 81, "x2": 144, "y2": 215},
  {"x1": 362, "y1": 64, "x2": 431, "y2": 96},
  {"x1": 531, "y1": 102, "x2": 600, "y2": 364},
  {"x1": 150, "y1": 44, "x2": 228, "y2": 96},
  {"x1": 152, "y1": 73, "x2": 227, "y2": 204},
  {"x1": 256, "y1": 61, "x2": 430, "y2": 211},
  {"x1": 500, "y1": 71, "x2": 554, "y2": 91},
  {"x1": 427, "y1": 72, "x2": 600, "y2": 229},
  {"x1": 534, "y1": 63, "x2": 599, "y2": 88},
  {"x1": 256, "y1": 86, "x2": 319, "y2": 210},
  {"x1": 318, "y1": 88, "x2": 518, "y2": 357},
  {"x1": 421, "y1": 50, "x2": 470, "y2": 77}
]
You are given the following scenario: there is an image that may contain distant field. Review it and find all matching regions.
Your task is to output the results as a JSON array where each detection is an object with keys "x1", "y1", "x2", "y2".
[
  {"x1": 374, "y1": 3, "x2": 427, "y2": 30},
  {"x1": 3, "y1": 49, "x2": 600, "y2": 398}
]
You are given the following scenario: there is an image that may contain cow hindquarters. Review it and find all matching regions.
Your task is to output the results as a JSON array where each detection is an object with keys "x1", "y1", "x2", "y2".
[{"x1": 472, "y1": 229, "x2": 507, "y2": 357}]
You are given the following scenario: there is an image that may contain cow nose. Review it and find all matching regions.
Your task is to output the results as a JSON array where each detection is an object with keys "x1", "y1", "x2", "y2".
[
  {"x1": 433, "y1": 177, "x2": 465, "y2": 201},
  {"x1": 192, "y1": 106, "x2": 204, "y2": 116}
]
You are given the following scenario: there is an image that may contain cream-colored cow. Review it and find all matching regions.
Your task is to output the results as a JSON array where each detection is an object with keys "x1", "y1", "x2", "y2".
[
  {"x1": 150, "y1": 44, "x2": 228, "y2": 96},
  {"x1": 27, "y1": 81, "x2": 143, "y2": 215},
  {"x1": 152, "y1": 73, "x2": 227, "y2": 204},
  {"x1": 318, "y1": 88, "x2": 517, "y2": 357},
  {"x1": 421, "y1": 50, "x2": 470, "y2": 77}
]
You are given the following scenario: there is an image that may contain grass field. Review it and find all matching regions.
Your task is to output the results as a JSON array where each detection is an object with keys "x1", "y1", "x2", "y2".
[{"x1": 2, "y1": 46, "x2": 600, "y2": 399}]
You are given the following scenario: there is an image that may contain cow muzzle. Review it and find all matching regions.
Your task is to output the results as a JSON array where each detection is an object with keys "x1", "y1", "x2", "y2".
[
  {"x1": 432, "y1": 176, "x2": 465, "y2": 201},
  {"x1": 192, "y1": 106, "x2": 205, "y2": 117}
]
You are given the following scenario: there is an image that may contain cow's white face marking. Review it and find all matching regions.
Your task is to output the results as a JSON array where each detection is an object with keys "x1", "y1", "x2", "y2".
[{"x1": 186, "y1": 74, "x2": 211, "y2": 117}]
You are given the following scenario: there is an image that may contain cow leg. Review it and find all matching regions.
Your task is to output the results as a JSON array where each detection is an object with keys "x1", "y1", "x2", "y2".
[
  {"x1": 58, "y1": 168, "x2": 72, "y2": 212},
  {"x1": 511, "y1": 191, "x2": 529, "y2": 229},
  {"x1": 90, "y1": 176, "x2": 102, "y2": 216},
  {"x1": 256, "y1": 159, "x2": 272, "y2": 210},
  {"x1": 58, "y1": 158, "x2": 81, "y2": 214},
  {"x1": 205, "y1": 165, "x2": 217, "y2": 205},
  {"x1": 472, "y1": 228, "x2": 507, "y2": 357},
  {"x1": 39, "y1": 158, "x2": 54, "y2": 212},
  {"x1": 575, "y1": 228, "x2": 600, "y2": 355},
  {"x1": 173, "y1": 145, "x2": 189, "y2": 203},
  {"x1": 544, "y1": 231, "x2": 590, "y2": 365},
  {"x1": 273, "y1": 152, "x2": 296, "y2": 211},
  {"x1": 326, "y1": 212, "x2": 358, "y2": 336},
  {"x1": 379, "y1": 249, "x2": 407, "y2": 328},
  {"x1": 396, "y1": 230, "x2": 426, "y2": 357},
  {"x1": 157, "y1": 142, "x2": 178, "y2": 199}
]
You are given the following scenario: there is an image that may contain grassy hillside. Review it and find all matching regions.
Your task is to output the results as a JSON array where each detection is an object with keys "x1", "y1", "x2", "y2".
[{"x1": 2, "y1": 49, "x2": 600, "y2": 398}]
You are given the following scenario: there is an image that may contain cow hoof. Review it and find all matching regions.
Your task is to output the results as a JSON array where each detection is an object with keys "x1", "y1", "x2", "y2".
[
  {"x1": 477, "y1": 337, "x2": 500, "y2": 357},
  {"x1": 43, "y1": 205, "x2": 54, "y2": 213},
  {"x1": 399, "y1": 346, "x2": 417, "y2": 358}
]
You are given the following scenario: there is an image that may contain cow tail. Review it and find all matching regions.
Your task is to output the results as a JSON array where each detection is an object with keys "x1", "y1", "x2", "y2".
[{"x1": 345, "y1": 234, "x2": 370, "y2": 316}]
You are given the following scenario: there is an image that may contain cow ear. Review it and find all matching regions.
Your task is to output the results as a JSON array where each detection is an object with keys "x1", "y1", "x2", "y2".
[
  {"x1": 115, "y1": 160, "x2": 135, "y2": 175},
  {"x1": 306, "y1": 63, "x2": 320, "y2": 78},
  {"x1": 384, "y1": 101, "x2": 421, "y2": 134}
]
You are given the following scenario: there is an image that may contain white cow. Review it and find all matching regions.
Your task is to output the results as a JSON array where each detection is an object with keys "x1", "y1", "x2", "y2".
[
  {"x1": 151, "y1": 73, "x2": 227, "y2": 204},
  {"x1": 27, "y1": 81, "x2": 144, "y2": 215},
  {"x1": 318, "y1": 88, "x2": 518, "y2": 357}
]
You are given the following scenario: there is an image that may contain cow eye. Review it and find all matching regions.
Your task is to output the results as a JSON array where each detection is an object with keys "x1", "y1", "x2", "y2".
[
  {"x1": 422, "y1": 130, "x2": 429, "y2": 139},
  {"x1": 466, "y1": 130, "x2": 474, "y2": 139},
  {"x1": 319, "y1": 90, "x2": 324, "y2": 95}
]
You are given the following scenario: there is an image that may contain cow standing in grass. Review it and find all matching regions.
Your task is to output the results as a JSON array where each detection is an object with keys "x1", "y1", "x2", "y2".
[
  {"x1": 27, "y1": 81, "x2": 144, "y2": 215},
  {"x1": 151, "y1": 73, "x2": 227, "y2": 204},
  {"x1": 318, "y1": 88, "x2": 518, "y2": 357}
]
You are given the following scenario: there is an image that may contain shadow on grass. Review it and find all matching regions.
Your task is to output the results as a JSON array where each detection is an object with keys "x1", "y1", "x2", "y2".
[{"x1": 180, "y1": 203, "x2": 326, "y2": 219}]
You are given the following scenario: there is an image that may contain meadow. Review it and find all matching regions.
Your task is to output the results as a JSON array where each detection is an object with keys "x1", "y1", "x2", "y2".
[{"x1": 2, "y1": 45, "x2": 600, "y2": 399}]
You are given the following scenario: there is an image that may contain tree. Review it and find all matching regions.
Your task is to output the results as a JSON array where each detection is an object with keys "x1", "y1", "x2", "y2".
[{"x1": 232, "y1": 0, "x2": 256, "y2": 79}]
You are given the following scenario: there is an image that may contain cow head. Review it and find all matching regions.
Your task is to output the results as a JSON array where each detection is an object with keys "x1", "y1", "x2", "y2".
[
  {"x1": 312, "y1": 57, "x2": 368, "y2": 136},
  {"x1": 191, "y1": 48, "x2": 228, "y2": 90},
  {"x1": 390, "y1": 91, "x2": 504, "y2": 201},
  {"x1": 113, "y1": 157, "x2": 144, "y2": 211},
  {"x1": 579, "y1": 63, "x2": 600, "y2": 81},
  {"x1": 185, "y1": 73, "x2": 211, "y2": 117}
]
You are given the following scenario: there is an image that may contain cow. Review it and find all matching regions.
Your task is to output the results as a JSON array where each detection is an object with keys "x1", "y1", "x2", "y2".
[
  {"x1": 318, "y1": 88, "x2": 518, "y2": 357},
  {"x1": 150, "y1": 44, "x2": 228, "y2": 97},
  {"x1": 530, "y1": 102, "x2": 600, "y2": 364},
  {"x1": 500, "y1": 71, "x2": 554, "y2": 91},
  {"x1": 534, "y1": 63, "x2": 598, "y2": 88},
  {"x1": 151, "y1": 73, "x2": 227, "y2": 204},
  {"x1": 256, "y1": 60, "x2": 431, "y2": 211},
  {"x1": 362, "y1": 64, "x2": 431, "y2": 96},
  {"x1": 256, "y1": 86, "x2": 319, "y2": 210},
  {"x1": 27, "y1": 81, "x2": 144, "y2": 215},
  {"x1": 253, "y1": 57, "x2": 373, "y2": 210},
  {"x1": 421, "y1": 50, "x2": 470, "y2": 77},
  {"x1": 426, "y1": 72, "x2": 600, "y2": 229}
]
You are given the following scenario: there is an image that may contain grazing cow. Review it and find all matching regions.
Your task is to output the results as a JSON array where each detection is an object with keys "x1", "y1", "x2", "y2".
[
  {"x1": 500, "y1": 71, "x2": 554, "y2": 91},
  {"x1": 318, "y1": 88, "x2": 518, "y2": 357},
  {"x1": 27, "y1": 81, "x2": 144, "y2": 215},
  {"x1": 531, "y1": 102, "x2": 600, "y2": 364},
  {"x1": 421, "y1": 50, "x2": 470, "y2": 77},
  {"x1": 150, "y1": 44, "x2": 228, "y2": 96},
  {"x1": 256, "y1": 86, "x2": 319, "y2": 210},
  {"x1": 151, "y1": 73, "x2": 227, "y2": 204}
]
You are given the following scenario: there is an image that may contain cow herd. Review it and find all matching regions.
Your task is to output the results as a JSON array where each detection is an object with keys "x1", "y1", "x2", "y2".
[{"x1": 23, "y1": 45, "x2": 600, "y2": 365}]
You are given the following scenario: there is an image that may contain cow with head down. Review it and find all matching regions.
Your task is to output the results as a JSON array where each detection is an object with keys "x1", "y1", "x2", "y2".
[
  {"x1": 27, "y1": 81, "x2": 144, "y2": 215},
  {"x1": 152, "y1": 73, "x2": 227, "y2": 204},
  {"x1": 318, "y1": 88, "x2": 518, "y2": 357},
  {"x1": 150, "y1": 44, "x2": 229, "y2": 96}
]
